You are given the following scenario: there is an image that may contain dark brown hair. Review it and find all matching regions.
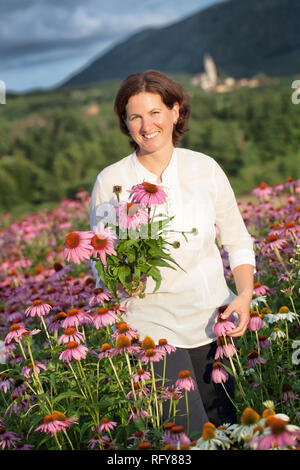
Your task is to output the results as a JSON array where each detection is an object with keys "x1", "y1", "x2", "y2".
[{"x1": 114, "y1": 69, "x2": 191, "y2": 150}]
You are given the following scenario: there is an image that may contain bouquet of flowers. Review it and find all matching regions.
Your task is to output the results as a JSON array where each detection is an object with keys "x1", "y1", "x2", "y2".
[{"x1": 64, "y1": 181, "x2": 195, "y2": 301}]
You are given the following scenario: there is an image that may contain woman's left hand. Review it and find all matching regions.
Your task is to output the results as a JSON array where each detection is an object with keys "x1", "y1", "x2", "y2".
[{"x1": 220, "y1": 293, "x2": 252, "y2": 337}]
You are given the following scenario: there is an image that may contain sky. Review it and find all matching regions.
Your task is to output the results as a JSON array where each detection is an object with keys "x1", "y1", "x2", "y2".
[{"x1": 0, "y1": 0, "x2": 224, "y2": 93}]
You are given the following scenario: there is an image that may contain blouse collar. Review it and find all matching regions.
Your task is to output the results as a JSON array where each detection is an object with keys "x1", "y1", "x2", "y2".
[{"x1": 132, "y1": 148, "x2": 177, "y2": 186}]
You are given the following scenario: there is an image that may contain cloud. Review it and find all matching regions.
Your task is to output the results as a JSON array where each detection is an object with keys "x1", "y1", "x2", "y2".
[{"x1": 0, "y1": 0, "x2": 222, "y2": 91}]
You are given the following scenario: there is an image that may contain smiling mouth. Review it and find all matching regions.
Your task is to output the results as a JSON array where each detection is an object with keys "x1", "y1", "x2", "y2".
[{"x1": 142, "y1": 131, "x2": 160, "y2": 140}]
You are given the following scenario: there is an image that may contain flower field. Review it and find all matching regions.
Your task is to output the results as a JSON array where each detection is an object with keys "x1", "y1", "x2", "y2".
[{"x1": 0, "y1": 178, "x2": 299, "y2": 451}]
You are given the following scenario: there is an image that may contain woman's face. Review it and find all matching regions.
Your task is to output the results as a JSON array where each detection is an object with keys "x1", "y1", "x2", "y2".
[{"x1": 125, "y1": 92, "x2": 179, "y2": 157}]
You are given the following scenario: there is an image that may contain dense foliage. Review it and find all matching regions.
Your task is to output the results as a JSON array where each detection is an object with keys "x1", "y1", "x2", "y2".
[{"x1": 0, "y1": 75, "x2": 299, "y2": 218}]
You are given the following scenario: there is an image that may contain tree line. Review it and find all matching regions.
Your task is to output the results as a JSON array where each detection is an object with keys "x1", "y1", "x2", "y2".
[{"x1": 0, "y1": 75, "x2": 299, "y2": 216}]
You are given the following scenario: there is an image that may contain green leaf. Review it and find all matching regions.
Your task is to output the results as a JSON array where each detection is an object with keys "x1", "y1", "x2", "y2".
[
  {"x1": 52, "y1": 391, "x2": 83, "y2": 404},
  {"x1": 147, "y1": 257, "x2": 176, "y2": 270}
]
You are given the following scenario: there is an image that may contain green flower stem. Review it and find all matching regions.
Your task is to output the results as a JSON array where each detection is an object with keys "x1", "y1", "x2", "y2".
[
  {"x1": 108, "y1": 357, "x2": 127, "y2": 398},
  {"x1": 289, "y1": 297, "x2": 300, "y2": 327},
  {"x1": 68, "y1": 362, "x2": 88, "y2": 399},
  {"x1": 17, "y1": 339, "x2": 27, "y2": 361},
  {"x1": 63, "y1": 428, "x2": 74, "y2": 450},
  {"x1": 25, "y1": 339, "x2": 45, "y2": 397},
  {"x1": 185, "y1": 390, "x2": 190, "y2": 435},
  {"x1": 40, "y1": 315, "x2": 53, "y2": 351},
  {"x1": 224, "y1": 337, "x2": 248, "y2": 406},
  {"x1": 220, "y1": 381, "x2": 238, "y2": 410},
  {"x1": 53, "y1": 431, "x2": 62, "y2": 450},
  {"x1": 125, "y1": 352, "x2": 137, "y2": 401},
  {"x1": 274, "y1": 246, "x2": 290, "y2": 276},
  {"x1": 150, "y1": 361, "x2": 160, "y2": 428},
  {"x1": 168, "y1": 391, "x2": 173, "y2": 418},
  {"x1": 77, "y1": 359, "x2": 94, "y2": 402}
]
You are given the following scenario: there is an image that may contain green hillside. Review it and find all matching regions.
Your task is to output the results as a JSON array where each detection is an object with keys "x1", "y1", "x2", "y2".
[{"x1": 0, "y1": 74, "x2": 299, "y2": 218}]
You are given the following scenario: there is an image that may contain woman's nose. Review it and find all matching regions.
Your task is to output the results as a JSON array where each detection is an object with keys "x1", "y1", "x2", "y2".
[{"x1": 140, "y1": 117, "x2": 154, "y2": 133}]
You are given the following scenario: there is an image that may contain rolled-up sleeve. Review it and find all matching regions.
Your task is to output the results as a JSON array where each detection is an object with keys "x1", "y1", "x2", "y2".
[{"x1": 212, "y1": 159, "x2": 256, "y2": 271}]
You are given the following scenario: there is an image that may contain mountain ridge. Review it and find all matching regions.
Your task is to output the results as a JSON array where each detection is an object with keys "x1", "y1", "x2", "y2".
[{"x1": 59, "y1": 0, "x2": 300, "y2": 88}]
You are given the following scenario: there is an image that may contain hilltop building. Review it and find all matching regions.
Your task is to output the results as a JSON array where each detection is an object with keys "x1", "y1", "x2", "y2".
[{"x1": 191, "y1": 54, "x2": 260, "y2": 92}]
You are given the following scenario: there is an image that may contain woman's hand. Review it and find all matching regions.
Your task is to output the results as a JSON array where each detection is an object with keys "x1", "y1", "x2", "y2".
[{"x1": 220, "y1": 292, "x2": 252, "y2": 337}]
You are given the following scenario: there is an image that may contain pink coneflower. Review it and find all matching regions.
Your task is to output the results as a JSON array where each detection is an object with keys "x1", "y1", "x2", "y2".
[
  {"x1": 114, "y1": 335, "x2": 139, "y2": 355},
  {"x1": 25, "y1": 299, "x2": 52, "y2": 318},
  {"x1": 88, "y1": 434, "x2": 119, "y2": 450},
  {"x1": 253, "y1": 282, "x2": 271, "y2": 296},
  {"x1": 59, "y1": 341, "x2": 89, "y2": 363},
  {"x1": 98, "y1": 343, "x2": 116, "y2": 359},
  {"x1": 112, "y1": 321, "x2": 139, "y2": 341},
  {"x1": 211, "y1": 362, "x2": 229, "y2": 383},
  {"x1": 0, "y1": 427, "x2": 20, "y2": 449},
  {"x1": 215, "y1": 336, "x2": 237, "y2": 359},
  {"x1": 49, "y1": 311, "x2": 67, "y2": 333},
  {"x1": 128, "y1": 407, "x2": 151, "y2": 422},
  {"x1": 61, "y1": 308, "x2": 92, "y2": 328},
  {"x1": 91, "y1": 307, "x2": 119, "y2": 329},
  {"x1": 109, "y1": 303, "x2": 128, "y2": 317},
  {"x1": 116, "y1": 202, "x2": 149, "y2": 230},
  {"x1": 90, "y1": 224, "x2": 117, "y2": 265},
  {"x1": 248, "y1": 311, "x2": 265, "y2": 331},
  {"x1": 98, "y1": 418, "x2": 118, "y2": 433},
  {"x1": 213, "y1": 313, "x2": 236, "y2": 337},
  {"x1": 257, "y1": 335, "x2": 271, "y2": 349},
  {"x1": 252, "y1": 182, "x2": 273, "y2": 200},
  {"x1": 132, "y1": 368, "x2": 151, "y2": 383},
  {"x1": 175, "y1": 370, "x2": 197, "y2": 392},
  {"x1": 161, "y1": 387, "x2": 184, "y2": 401},
  {"x1": 157, "y1": 339, "x2": 176, "y2": 355},
  {"x1": 0, "y1": 374, "x2": 13, "y2": 393},
  {"x1": 139, "y1": 336, "x2": 165, "y2": 364},
  {"x1": 139, "y1": 348, "x2": 164, "y2": 364},
  {"x1": 58, "y1": 327, "x2": 85, "y2": 345},
  {"x1": 279, "y1": 221, "x2": 300, "y2": 237},
  {"x1": 163, "y1": 425, "x2": 191, "y2": 448},
  {"x1": 35, "y1": 411, "x2": 78, "y2": 435},
  {"x1": 21, "y1": 361, "x2": 47, "y2": 378},
  {"x1": 88, "y1": 287, "x2": 112, "y2": 306},
  {"x1": 4, "y1": 324, "x2": 28, "y2": 345},
  {"x1": 262, "y1": 233, "x2": 287, "y2": 253},
  {"x1": 64, "y1": 231, "x2": 93, "y2": 264},
  {"x1": 128, "y1": 430, "x2": 149, "y2": 444},
  {"x1": 247, "y1": 350, "x2": 267, "y2": 367},
  {"x1": 282, "y1": 382, "x2": 296, "y2": 402},
  {"x1": 128, "y1": 181, "x2": 167, "y2": 208},
  {"x1": 248, "y1": 415, "x2": 300, "y2": 450}
]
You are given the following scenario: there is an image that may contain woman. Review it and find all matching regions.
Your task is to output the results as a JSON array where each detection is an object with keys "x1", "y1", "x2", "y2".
[{"x1": 90, "y1": 70, "x2": 255, "y2": 435}]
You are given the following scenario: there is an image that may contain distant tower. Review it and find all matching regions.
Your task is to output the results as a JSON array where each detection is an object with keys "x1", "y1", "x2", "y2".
[{"x1": 204, "y1": 54, "x2": 217, "y2": 88}]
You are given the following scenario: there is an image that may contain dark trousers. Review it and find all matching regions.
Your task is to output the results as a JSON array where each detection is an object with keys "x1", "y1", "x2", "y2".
[{"x1": 153, "y1": 340, "x2": 236, "y2": 438}]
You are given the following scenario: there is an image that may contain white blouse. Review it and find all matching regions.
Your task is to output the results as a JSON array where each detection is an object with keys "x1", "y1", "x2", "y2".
[{"x1": 89, "y1": 148, "x2": 256, "y2": 348}]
